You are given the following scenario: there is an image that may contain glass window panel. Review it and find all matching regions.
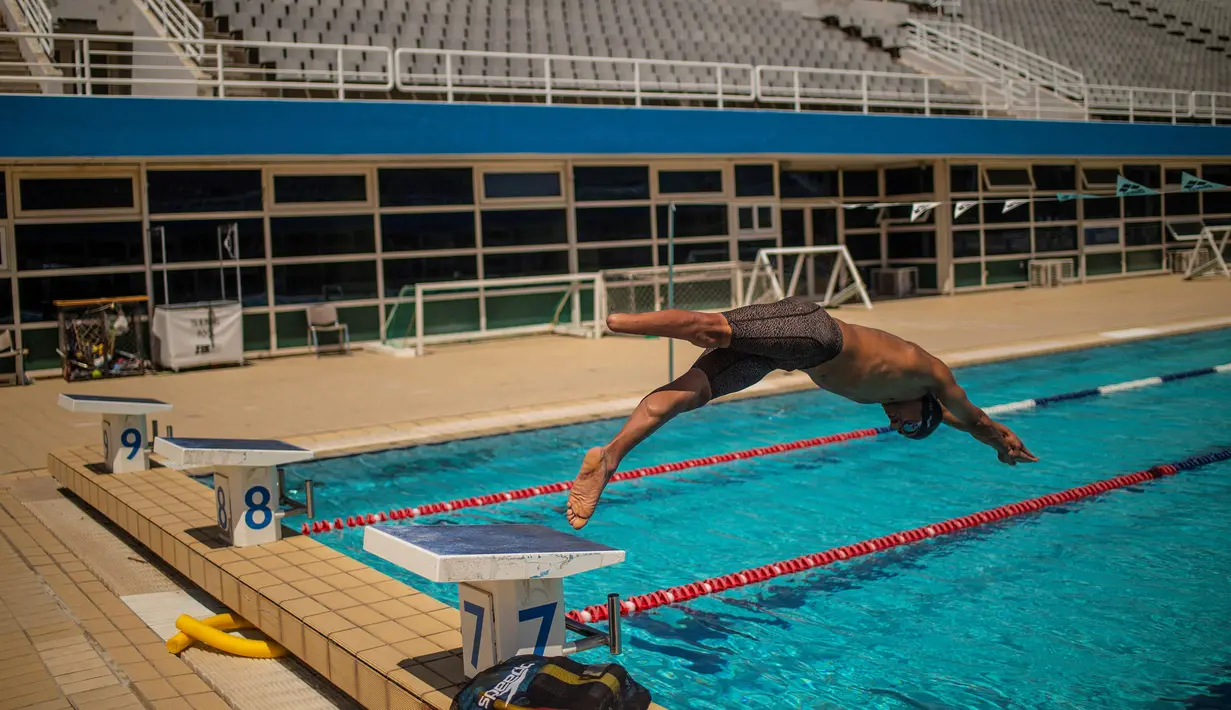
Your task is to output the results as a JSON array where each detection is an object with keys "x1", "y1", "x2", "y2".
[
  {"x1": 658, "y1": 170, "x2": 723, "y2": 195},
  {"x1": 757, "y1": 206, "x2": 773, "y2": 230},
  {"x1": 1124, "y1": 194, "x2": 1160, "y2": 218},
  {"x1": 737, "y1": 239, "x2": 777, "y2": 262},
  {"x1": 885, "y1": 166, "x2": 933, "y2": 195},
  {"x1": 0, "y1": 280, "x2": 12, "y2": 324},
  {"x1": 1166, "y1": 191, "x2": 1199, "y2": 216},
  {"x1": 1032, "y1": 165, "x2": 1076, "y2": 191},
  {"x1": 1085, "y1": 252, "x2": 1123, "y2": 276},
  {"x1": 1124, "y1": 164, "x2": 1161, "y2": 188},
  {"x1": 381, "y1": 212, "x2": 475, "y2": 252},
  {"x1": 18, "y1": 272, "x2": 146, "y2": 323},
  {"x1": 154, "y1": 266, "x2": 267, "y2": 307},
  {"x1": 0, "y1": 172, "x2": 7, "y2": 219},
  {"x1": 984, "y1": 168, "x2": 1032, "y2": 189},
  {"x1": 659, "y1": 241, "x2": 729, "y2": 265},
  {"x1": 1084, "y1": 225, "x2": 1121, "y2": 246},
  {"x1": 984, "y1": 198, "x2": 1030, "y2": 224},
  {"x1": 1126, "y1": 250, "x2": 1163, "y2": 272},
  {"x1": 952, "y1": 230, "x2": 981, "y2": 258},
  {"x1": 1082, "y1": 168, "x2": 1120, "y2": 188},
  {"x1": 273, "y1": 174, "x2": 367, "y2": 204},
  {"x1": 780, "y1": 169, "x2": 838, "y2": 199},
  {"x1": 781, "y1": 209, "x2": 805, "y2": 247},
  {"x1": 270, "y1": 215, "x2": 375, "y2": 257},
  {"x1": 573, "y1": 166, "x2": 650, "y2": 202},
  {"x1": 1202, "y1": 165, "x2": 1231, "y2": 213},
  {"x1": 20, "y1": 177, "x2": 133, "y2": 212},
  {"x1": 482, "y1": 250, "x2": 569, "y2": 278},
  {"x1": 1084, "y1": 197, "x2": 1121, "y2": 220},
  {"x1": 16, "y1": 222, "x2": 144, "y2": 270},
  {"x1": 577, "y1": 246, "x2": 653, "y2": 271},
  {"x1": 986, "y1": 259, "x2": 1028, "y2": 284},
  {"x1": 576, "y1": 206, "x2": 651, "y2": 243},
  {"x1": 482, "y1": 209, "x2": 568, "y2": 247},
  {"x1": 378, "y1": 167, "x2": 473, "y2": 207},
  {"x1": 812, "y1": 208, "x2": 837, "y2": 245},
  {"x1": 273, "y1": 261, "x2": 377, "y2": 304},
  {"x1": 738, "y1": 207, "x2": 754, "y2": 231},
  {"x1": 483, "y1": 172, "x2": 562, "y2": 199},
  {"x1": 1034, "y1": 199, "x2": 1077, "y2": 222},
  {"x1": 735, "y1": 165, "x2": 774, "y2": 197},
  {"x1": 147, "y1": 170, "x2": 262, "y2": 213},
  {"x1": 887, "y1": 230, "x2": 935, "y2": 259},
  {"x1": 382, "y1": 255, "x2": 478, "y2": 296},
  {"x1": 1125, "y1": 222, "x2": 1162, "y2": 246},
  {"x1": 950, "y1": 165, "x2": 978, "y2": 193},
  {"x1": 954, "y1": 262, "x2": 982, "y2": 288},
  {"x1": 151, "y1": 218, "x2": 265, "y2": 263},
  {"x1": 843, "y1": 206, "x2": 880, "y2": 230},
  {"x1": 655, "y1": 204, "x2": 728, "y2": 238},
  {"x1": 1035, "y1": 226, "x2": 1078, "y2": 252},
  {"x1": 984, "y1": 227, "x2": 1030, "y2": 255},
  {"x1": 842, "y1": 170, "x2": 878, "y2": 197},
  {"x1": 844, "y1": 234, "x2": 880, "y2": 261}
]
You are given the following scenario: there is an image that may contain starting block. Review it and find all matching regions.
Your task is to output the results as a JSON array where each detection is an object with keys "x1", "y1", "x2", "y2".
[
  {"x1": 154, "y1": 437, "x2": 314, "y2": 547},
  {"x1": 58, "y1": 394, "x2": 173, "y2": 473},
  {"x1": 363, "y1": 524, "x2": 625, "y2": 677}
]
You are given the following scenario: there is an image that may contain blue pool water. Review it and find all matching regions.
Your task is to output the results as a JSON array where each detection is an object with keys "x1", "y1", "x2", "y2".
[{"x1": 287, "y1": 328, "x2": 1231, "y2": 709}]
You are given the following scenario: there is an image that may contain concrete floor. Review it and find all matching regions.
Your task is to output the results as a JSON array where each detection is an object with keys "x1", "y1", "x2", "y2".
[{"x1": 2, "y1": 274, "x2": 1230, "y2": 474}]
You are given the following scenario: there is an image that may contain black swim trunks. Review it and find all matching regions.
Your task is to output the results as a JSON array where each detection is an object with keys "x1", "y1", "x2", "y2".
[{"x1": 692, "y1": 296, "x2": 844, "y2": 399}]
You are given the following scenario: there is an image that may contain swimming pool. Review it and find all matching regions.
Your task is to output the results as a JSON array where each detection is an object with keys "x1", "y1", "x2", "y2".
[{"x1": 288, "y1": 328, "x2": 1231, "y2": 709}]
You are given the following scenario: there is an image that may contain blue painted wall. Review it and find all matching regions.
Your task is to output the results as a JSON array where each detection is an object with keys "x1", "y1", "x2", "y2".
[{"x1": 1, "y1": 94, "x2": 1229, "y2": 159}]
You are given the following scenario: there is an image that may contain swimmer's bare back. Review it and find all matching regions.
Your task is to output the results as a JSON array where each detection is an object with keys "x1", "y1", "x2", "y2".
[{"x1": 565, "y1": 299, "x2": 1036, "y2": 530}]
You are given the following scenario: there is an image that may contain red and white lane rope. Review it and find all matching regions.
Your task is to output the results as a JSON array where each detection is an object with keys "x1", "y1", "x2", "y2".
[
  {"x1": 301, "y1": 362, "x2": 1231, "y2": 535},
  {"x1": 564, "y1": 447, "x2": 1231, "y2": 622}
]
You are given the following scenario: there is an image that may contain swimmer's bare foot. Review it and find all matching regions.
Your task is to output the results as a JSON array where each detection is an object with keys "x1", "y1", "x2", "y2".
[{"x1": 566, "y1": 446, "x2": 615, "y2": 530}]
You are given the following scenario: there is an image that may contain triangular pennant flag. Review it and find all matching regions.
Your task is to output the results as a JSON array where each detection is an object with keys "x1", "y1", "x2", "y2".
[
  {"x1": 911, "y1": 202, "x2": 940, "y2": 222},
  {"x1": 865, "y1": 202, "x2": 896, "y2": 209},
  {"x1": 843, "y1": 204, "x2": 863, "y2": 210},
  {"x1": 1002, "y1": 199, "x2": 1028, "y2": 214},
  {"x1": 1181, "y1": 171, "x2": 1227, "y2": 192},
  {"x1": 1115, "y1": 175, "x2": 1159, "y2": 197},
  {"x1": 1056, "y1": 193, "x2": 1098, "y2": 202},
  {"x1": 954, "y1": 201, "x2": 977, "y2": 219}
]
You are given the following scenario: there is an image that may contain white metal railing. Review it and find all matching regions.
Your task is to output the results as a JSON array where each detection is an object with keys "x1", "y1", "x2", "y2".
[
  {"x1": 13, "y1": 0, "x2": 53, "y2": 56},
  {"x1": 398, "y1": 273, "x2": 606, "y2": 356},
  {"x1": 0, "y1": 30, "x2": 1228, "y2": 124},
  {"x1": 395, "y1": 47, "x2": 755, "y2": 107},
  {"x1": 0, "y1": 31, "x2": 392, "y2": 97},
  {"x1": 908, "y1": 20, "x2": 1086, "y2": 101},
  {"x1": 133, "y1": 0, "x2": 204, "y2": 62}
]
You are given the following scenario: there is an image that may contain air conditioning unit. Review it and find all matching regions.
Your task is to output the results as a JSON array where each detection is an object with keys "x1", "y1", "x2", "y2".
[
  {"x1": 1028, "y1": 258, "x2": 1075, "y2": 287},
  {"x1": 1167, "y1": 247, "x2": 1210, "y2": 274},
  {"x1": 871, "y1": 267, "x2": 918, "y2": 298}
]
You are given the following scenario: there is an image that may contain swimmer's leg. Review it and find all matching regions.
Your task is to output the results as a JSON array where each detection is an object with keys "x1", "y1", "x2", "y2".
[
  {"x1": 606, "y1": 309, "x2": 732, "y2": 349},
  {"x1": 567, "y1": 368, "x2": 712, "y2": 530}
]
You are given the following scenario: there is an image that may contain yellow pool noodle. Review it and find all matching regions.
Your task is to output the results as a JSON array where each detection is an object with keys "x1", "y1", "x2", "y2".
[{"x1": 168, "y1": 613, "x2": 286, "y2": 658}]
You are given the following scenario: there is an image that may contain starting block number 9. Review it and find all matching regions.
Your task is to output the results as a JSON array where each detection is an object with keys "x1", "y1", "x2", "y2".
[{"x1": 102, "y1": 427, "x2": 143, "y2": 461}]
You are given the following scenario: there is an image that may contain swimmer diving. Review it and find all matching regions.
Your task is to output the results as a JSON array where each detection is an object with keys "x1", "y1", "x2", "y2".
[{"x1": 566, "y1": 296, "x2": 1039, "y2": 530}]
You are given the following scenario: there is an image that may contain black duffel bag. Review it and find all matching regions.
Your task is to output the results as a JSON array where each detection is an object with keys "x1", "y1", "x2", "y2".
[{"x1": 451, "y1": 655, "x2": 652, "y2": 710}]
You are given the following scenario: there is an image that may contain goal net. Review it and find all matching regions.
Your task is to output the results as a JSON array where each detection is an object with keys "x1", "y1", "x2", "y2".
[
  {"x1": 600, "y1": 261, "x2": 750, "y2": 318},
  {"x1": 742, "y1": 246, "x2": 873, "y2": 309}
]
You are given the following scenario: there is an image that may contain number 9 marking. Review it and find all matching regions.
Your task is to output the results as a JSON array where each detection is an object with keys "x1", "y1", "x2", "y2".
[
  {"x1": 216, "y1": 486, "x2": 229, "y2": 531},
  {"x1": 120, "y1": 428, "x2": 142, "y2": 460},
  {"x1": 462, "y1": 601, "x2": 484, "y2": 668},
  {"x1": 244, "y1": 486, "x2": 272, "y2": 530}
]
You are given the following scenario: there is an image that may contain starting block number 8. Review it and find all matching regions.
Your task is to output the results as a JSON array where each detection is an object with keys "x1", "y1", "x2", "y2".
[{"x1": 244, "y1": 486, "x2": 273, "y2": 530}]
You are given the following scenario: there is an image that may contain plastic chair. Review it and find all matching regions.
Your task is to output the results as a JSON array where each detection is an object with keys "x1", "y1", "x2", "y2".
[
  {"x1": 0, "y1": 330, "x2": 29, "y2": 386},
  {"x1": 307, "y1": 304, "x2": 351, "y2": 356}
]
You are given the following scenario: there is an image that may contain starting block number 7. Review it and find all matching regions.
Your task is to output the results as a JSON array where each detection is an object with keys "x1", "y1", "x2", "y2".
[{"x1": 462, "y1": 600, "x2": 558, "y2": 667}]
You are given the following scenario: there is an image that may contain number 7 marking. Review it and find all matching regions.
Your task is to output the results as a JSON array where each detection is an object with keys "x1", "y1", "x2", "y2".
[
  {"x1": 462, "y1": 601, "x2": 484, "y2": 668},
  {"x1": 518, "y1": 602, "x2": 557, "y2": 657}
]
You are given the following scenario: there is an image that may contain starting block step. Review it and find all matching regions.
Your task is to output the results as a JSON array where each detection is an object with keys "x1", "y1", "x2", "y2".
[
  {"x1": 154, "y1": 437, "x2": 314, "y2": 469},
  {"x1": 58, "y1": 394, "x2": 174, "y2": 473},
  {"x1": 364, "y1": 524, "x2": 624, "y2": 678}
]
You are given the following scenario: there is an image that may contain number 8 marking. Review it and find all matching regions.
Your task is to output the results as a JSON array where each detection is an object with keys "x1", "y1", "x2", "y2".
[
  {"x1": 244, "y1": 486, "x2": 272, "y2": 530},
  {"x1": 120, "y1": 428, "x2": 142, "y2": 460},
  {"x1": 518, "y1": 602, "x2": 557, "y2": 657},
  {"x1": 462, "y1": 601, "x2": 484, "y2": 668},
  {"x1": 216, "y1": 487, "x2": 229, "y2": 531}
]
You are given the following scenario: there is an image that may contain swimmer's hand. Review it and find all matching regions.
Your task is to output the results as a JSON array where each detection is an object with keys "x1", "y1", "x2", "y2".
[{"x1": 992, "y1": 421, "x2": 1038, "y2": 465}]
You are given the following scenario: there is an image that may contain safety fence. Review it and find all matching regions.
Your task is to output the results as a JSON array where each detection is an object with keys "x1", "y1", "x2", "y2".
[
  {"x1": 569, "y1": 446, "x2": 1231, "y2": 621},
  {"x1": 299, "y1": 361, "x2": 1230, "y2": 535}
]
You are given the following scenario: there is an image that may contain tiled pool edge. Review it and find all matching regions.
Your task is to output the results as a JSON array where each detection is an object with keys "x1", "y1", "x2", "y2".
[
  {"x1": 47, "y1": 447, "x2": 468, "y2": 710},
  {"x1": 281, "y1": 314, "x2": 1231, "y2": 463}
]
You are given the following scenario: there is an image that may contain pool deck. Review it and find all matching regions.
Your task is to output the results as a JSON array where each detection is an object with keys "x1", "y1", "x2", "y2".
[{"x1": 2, "y1": 274, "x2": 1231, "y2": 710}]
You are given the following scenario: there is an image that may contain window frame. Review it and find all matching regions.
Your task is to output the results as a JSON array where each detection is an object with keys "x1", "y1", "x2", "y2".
[
  {"x1": 980, "y1": 164, "x2": 1035, "y2": 192},
  {"x1": 143, "y1": 163, "x2": 265, "y2": 219},
  {"x1": 13, "y1": 168, "x2": 141, "y2": 219},
  {"x1": 477, "y1": 161, "x2": 567, "y2": 206},
  {"x1": 267, "y1": 165, "x2": 375, "y2": 212},
  {"x1": 652, "y1": 161, "x2": 730, "y2": 200}
]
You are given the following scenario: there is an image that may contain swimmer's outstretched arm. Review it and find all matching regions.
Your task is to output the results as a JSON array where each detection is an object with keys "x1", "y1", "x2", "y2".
[{"x1": 929, "y1": 362, "x2": 1038, "y2": 466}]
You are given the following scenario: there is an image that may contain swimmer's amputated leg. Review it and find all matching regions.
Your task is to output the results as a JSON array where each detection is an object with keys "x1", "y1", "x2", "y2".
[
  {"x1": 606, "y1": 310, "x2": 731, "y2": 349},
  {"x1": 566, "y1": 368, "x2": 711, "y2": 530}
]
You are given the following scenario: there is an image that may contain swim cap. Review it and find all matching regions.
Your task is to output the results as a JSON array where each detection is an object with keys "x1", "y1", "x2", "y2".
[{"x1": 899, "y1": 393, "x2": 943, "y2": 440}]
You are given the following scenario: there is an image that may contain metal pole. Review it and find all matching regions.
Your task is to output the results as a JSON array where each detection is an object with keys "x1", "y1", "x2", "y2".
[
  {"x1": 157, "y1": 227, "x2": 169, "y2": 305},
  {"x1": 217, "y1": 226, "x2": 227, "y2": 301},
  {"x1": 667, "y1": 202, "x2": 676, "y2": 381},
  {"x1": 232, "y1": 223, "x2": 242, "y2": 307},
  {"x1": 606, "y1": 593, "x2": 622, "y2": 654}
]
